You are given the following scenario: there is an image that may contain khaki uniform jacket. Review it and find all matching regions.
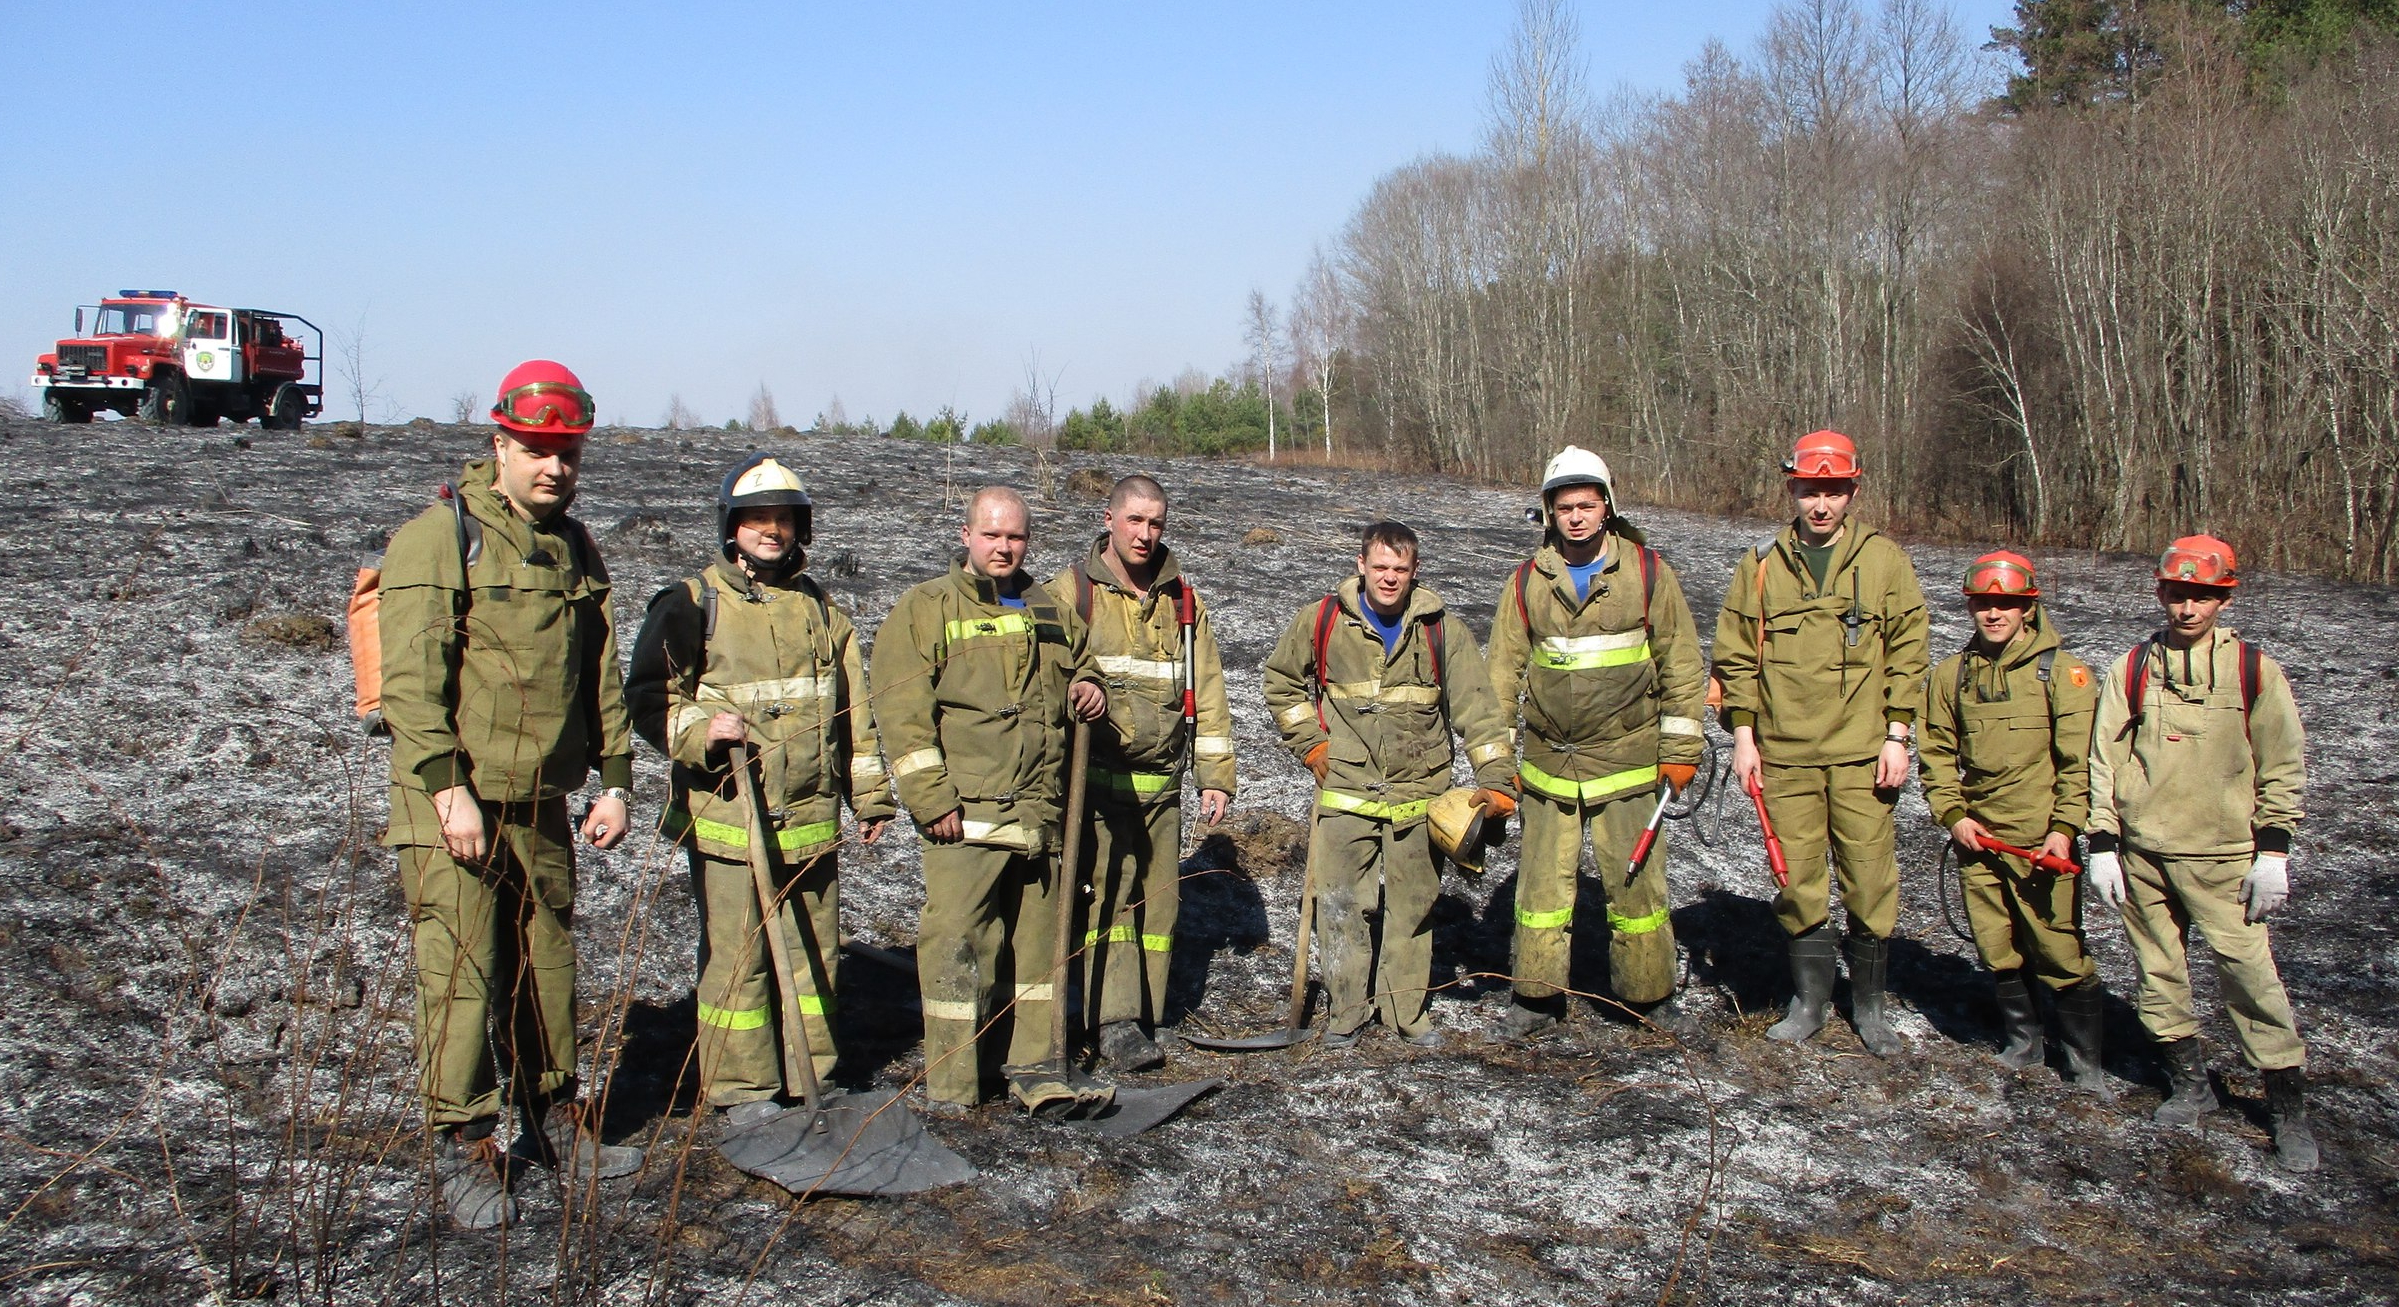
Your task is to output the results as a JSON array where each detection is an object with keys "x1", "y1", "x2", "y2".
[
  {"x1": 1043, "y1": 536, "x2": 1237, "y2": 805},
  {"x1": 871, "y1": 561, "x2": 1098, "y2": 854},
  {"x1": 1488, "y1": 536, "x2": 1708, "y2": 805},
  {"x1": 1918, "y1": 606, "x2": 2096, "y2": 845},
  {"x1": 626, "y1": 560, "x2": 897, "y2": 861},
  {"x1": 1261, "y1": 577, "x2": 1515, "y2": 818},
  {"x1": 1713, "y1": 521, "x2": 1930, "y2": 766},
  {"x1": 380, "y1": 459, "x2": 632, "y2": 845},
  {"x1": 2087, "y1": 627, "x2": 2305, "y2": 859}
]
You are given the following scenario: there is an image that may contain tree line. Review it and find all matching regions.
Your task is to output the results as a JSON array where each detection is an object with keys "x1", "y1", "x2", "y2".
[{"x1": 1250, "y1": 0, "x2": 2399, "y2": 581}]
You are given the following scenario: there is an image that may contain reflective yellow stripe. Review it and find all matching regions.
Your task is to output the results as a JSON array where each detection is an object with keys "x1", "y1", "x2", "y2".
[
  {"x1": 1517, "y1": 760, "x2": 1659, "y2": 804},
  {"x1": 1608, "y1": 905, "x2": 1670, "y2": 935},
  {"x1": 1193, "y1": 735, "x2": 1235, "y2": 757},
  {"x1": 891, "y1": 747, "x2": 944, "y2": 778},
  {"x1": 922, "y1": 999, "x2": 978, "y2": 1022},
  {"x1": 1532, "y1": 630, "x2": 1652, "y2": 671},
  {"x1": 1516, "y1": 904, "x2": 1573, "y2": 930},
  {"x1": 697, "y1": 1001, "x2": 770, "y2": 1030},
  {"x1": 1089, "y1": 767, "x2": 1175, "y2": 795},
  {"x1": 1317, "y1": 790, "x2": 1432, "y2": 823},
  {"x1": 689, "y1": 815, "x2": 839, "y2": 851},
  {"x1": 1141, "y1": 933, "x2": 1171, "y2": 953},
  {"x1": 1660, "y1": 715, "x2": 1703, "y2": 738},
  {"x1": 960, "y1": 819, "x2": 1030, "y2": 848},
  {"x1": 1277, "y1": 702, "x2": 1317, "y2": 729},
  {"x1": 1095, "y1": 654, "x2": 1179, "y2": 682},
  {"x1": 944, "y1": 613, "x2": 1029, "y2": 646},
  {"x1": 1467, "y1": 739, "x2": 1512, "y2": 766},
  {"x1": 1086, "y1": 924, "x2": 1139, "y2": 946},
  {"x1": 1326, "y1": 680, "x2": 1442, "y2": 706}
]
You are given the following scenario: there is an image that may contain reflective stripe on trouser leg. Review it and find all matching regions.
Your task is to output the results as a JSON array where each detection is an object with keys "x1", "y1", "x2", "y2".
[
  {"x1": 2120, "y1": 849, "x2": 2306, "y2": 1069},
  {"x1": 690, "y1": 849, "x2": 840, "y2": 1106},
  {"x1": 1511, "y1": 791, "x2": 1584, "y2": 1001},
  {"x1": 1081, "y1": 797, "x2": 1180, "y2": 1028},
  {"x1": 1959, "y1": 848, "x2": 2094, "y2": 989},
  {"x1": 1765, "y1": 760, "x2": 1898, "y2": 939},
  {"x1": 398, "y1": 798, "x2": 578, "y2": 1128},
  {"x1": 918, "y1": 842, "x2": 1061, "y2": 1105},
  {"x1": 1594, "y1": 788, "x2": 1676, "y2": 1005},
  {"x1": 1310, "y1": 807, "x2": 1439, "y2": 1039}
]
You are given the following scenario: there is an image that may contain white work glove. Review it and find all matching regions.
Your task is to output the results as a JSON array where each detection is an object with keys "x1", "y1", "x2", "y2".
[
  {"x1": 2083, "y1": 850, "x2": 2126, "y2": 913},
  {"x1": 2242, "y1": 853, "x2": 2290, "y2": 924}
]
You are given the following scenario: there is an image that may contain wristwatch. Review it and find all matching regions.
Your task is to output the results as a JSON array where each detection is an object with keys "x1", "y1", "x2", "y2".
[
  {"x1": 1884, "y1": 727, "x2": 1911, "y2": 743},
  {"x1": 600, "y1": 786, "x2": 634, "y2": 806}
]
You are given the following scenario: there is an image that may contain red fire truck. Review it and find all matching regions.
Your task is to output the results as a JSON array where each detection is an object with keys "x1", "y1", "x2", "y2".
[{"x1": 30, "y1": 290, "x2": 323, "y2": 428}]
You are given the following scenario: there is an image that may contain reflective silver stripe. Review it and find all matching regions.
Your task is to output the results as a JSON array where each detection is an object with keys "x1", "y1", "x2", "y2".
[
  {"x1": 922, "y1": 999, "x2": 979, "y2": 1022},
  {"x1": 1325, "y1": 680, "x2": 1442, "y2": 706},
  {"x1": 891, "y1": 747, "x2": 944, "y2": 778},
  {"x1": 1660, "y1": 715, "x2": 1703, "y2": 737},
  {"x1": 697, "y1": 675, "x2": 837, "y2": 704},
  {"x1": 1540, "y1": 630, "x2": 1650, "y2": 656},
  {"x1": 668, "y1": 704, "x2": 712, "y2": 742},
  {"x1": 1193, "y1": 735, "x2": 1235, "y2": 757},
  {"x1": 960, "y1": 819, "x2": 1030, "y2": 848},
  {"x1": 849, "y1": 754, "x2": 887, "y2": 779},
  {"x1": 1095, "y1": 654, "x2": 1179, "y2": 682},
  {"x1": 1467, "y1": 739, "x2": 1512, "y2": 766},
  {"x1": 1277, "y1": 701, "x2": 1317, "y2": 729},
  {"x1": 1013, "y1": 983, "x2": 1054, "y2": 1002}
]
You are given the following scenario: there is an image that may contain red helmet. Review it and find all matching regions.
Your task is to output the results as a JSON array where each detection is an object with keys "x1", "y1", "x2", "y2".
[
  {"x1": 1962, "y1": 550, "x2": 2039, "y2": 597},
  {"x1": 490, "y1": 359, "x2": 595, "y2": 448},
  {"x1": 2156, "y1": 535, "x2": 2238, "y2": 588},
  {"x1": 1784, "y1": 429, "x2": 1861, "y2": 480}
]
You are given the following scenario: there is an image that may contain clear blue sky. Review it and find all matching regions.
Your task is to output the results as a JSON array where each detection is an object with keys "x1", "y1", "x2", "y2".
[{"x1": 3, "y1": 1, "x2": 2017, "y2": 428}]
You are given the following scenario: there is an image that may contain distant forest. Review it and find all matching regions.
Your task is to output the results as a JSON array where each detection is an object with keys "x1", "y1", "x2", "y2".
[{"x1": 1034, "y1": 1, "x2": 2399, "y2": 582}]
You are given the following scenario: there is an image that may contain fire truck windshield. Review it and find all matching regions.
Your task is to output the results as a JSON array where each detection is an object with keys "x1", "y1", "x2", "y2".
[{"x1": 93, "y1": 303, "x2": 175, "y2": 336}]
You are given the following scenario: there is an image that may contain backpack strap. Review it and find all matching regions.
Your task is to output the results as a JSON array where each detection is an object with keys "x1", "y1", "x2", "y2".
[
  {"x1": 2238, "y1": 637, "x2": 2263, "y2": 742},
  {"x1": 1309, "y1": 594, "x2": 1338, "y2": 732},
  {"x1": 699, "y1": 574, "x2": 718, "y2": 641},
  {"x1": 1425, "y1": 613, "x2": 1446, "y2": 685},
  {"x1": 1512, "y1": 560, "x2": 1536, "y2": 635},
  {"x1": 1074, "y1": 562, "x2": 1096, "y2": 625},
  {"x1": 1636, "y1": 544, "x2": 1657, "y2": 634},
  {"x1": 2119, "y1": 637, "x2": 2157, "y2": 741}
]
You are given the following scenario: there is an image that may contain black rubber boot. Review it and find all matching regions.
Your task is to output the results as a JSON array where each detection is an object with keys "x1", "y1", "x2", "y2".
[
  {"x1": 1098, "y1": 1020, "x2": 1166, "y2": 1073},
  {"x1": 1766, "y1": 929, "x2": 1837, "y2": 1044},
  {"x1": 1844, "y1": 929, "x2": 1902, "y2": 1057},
  {"x1": 434, "y1": 1123, "x2": 519, "y2": 1231},
  {"x1": 2263, "y1": 1067, "x2": 2320, "y2": 1173},
  {"x1": 2152, "y1": 1037, "x2": 2219, "y2": 1125},
  {"x1": 2054, "y1": 978, "x2": 2115, "y2": 1100},
  {"x1": 1992, "y1": 970, "x2": 2045, "y2": 1070}
]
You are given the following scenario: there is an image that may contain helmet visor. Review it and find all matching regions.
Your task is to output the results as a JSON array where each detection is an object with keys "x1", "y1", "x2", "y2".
[
  {"x1": 1963, "y1": 556, "x2": 2038, "y2": 596},
  {"x1": 493, "y1": 381, "x2": 596, "y2": 435},
  {"x1": 2157, "y1": 542, "x2": 2237, "y2": 587}
]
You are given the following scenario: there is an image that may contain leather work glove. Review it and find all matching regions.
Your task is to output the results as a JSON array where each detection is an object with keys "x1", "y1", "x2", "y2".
[
  {"x1": 1659, "y1": 763, "x2": 1699, "y2": 797},
  {"x1": 1304, "y1": 741, "x2": 1330, "y2": 784},
  {"x1": 2241, "y1": 853, "x2": 2290, "y2": 924},
  {"x1": 2083, "y1": 850, "x2": 2127, "y2": 913},
  {"x1": 1477, "y1": 788, "x2": 1517, "y2": 820}
]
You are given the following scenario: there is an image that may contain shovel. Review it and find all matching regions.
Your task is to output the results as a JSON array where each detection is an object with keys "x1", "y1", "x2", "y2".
[
  {"x1": 717, "y1": 747, "x2": 975, "y2": 1197},
  {"x1": 1183, "y1": 805, "x2": 1321, "y2": 1052}
]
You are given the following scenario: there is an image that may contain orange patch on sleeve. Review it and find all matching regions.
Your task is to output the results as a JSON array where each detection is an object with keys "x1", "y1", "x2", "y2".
[{"x1": 2068, "y1": 666, "x2": 2091, "y2": 688}]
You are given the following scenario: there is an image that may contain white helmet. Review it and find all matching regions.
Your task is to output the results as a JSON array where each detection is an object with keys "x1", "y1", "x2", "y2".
[{"x1": 1533, "y1": 446, "x2": 1614, "y2": 524}]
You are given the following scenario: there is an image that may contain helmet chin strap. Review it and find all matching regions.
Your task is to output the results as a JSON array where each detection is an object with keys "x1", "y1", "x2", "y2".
[{"x1": 737, "y1": 543, "x2": 804, "y2": 581}]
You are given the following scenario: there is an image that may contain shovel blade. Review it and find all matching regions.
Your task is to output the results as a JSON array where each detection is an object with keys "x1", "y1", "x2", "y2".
[
  {"x1": 1180, "y1": 1027, "x2": 1318, "y2": 1052},
  {"x1": 1063, "y1": 1078, "x2": 1224, "y2": 1138},
  {"x1": 718, "y1": 1090, "x2": 976, "y2": 1197}
]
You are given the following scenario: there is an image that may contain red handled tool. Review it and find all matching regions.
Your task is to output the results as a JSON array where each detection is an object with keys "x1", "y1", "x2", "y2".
[
  {"x1": 1745, "y1": 773, "x2": 1790, "y2": 889},
  {"x1": 1974, "y1": 836, "x2": 2080, "y2": 877},
  {"x1": 1622, "y1": 787, "x2": 1671, "y2": 882}
]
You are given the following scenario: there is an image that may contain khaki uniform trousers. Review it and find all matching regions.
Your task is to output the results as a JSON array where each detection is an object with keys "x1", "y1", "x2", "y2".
[
  {"x1": 1080, "y1": 796, "x2": 1180, "y2": 1030},
  {"x1": 1514, "y1": 788, "x2": 1675, "y2": 1005},
  {"x1": 1959, "y1": 850, "x2": 2094, "y2": 990},
  {"x1": 1311, "y1": 809, "x2": 1440, "y2": 1039},
  {"x1": 398, "y1": 797, "x2": 578, "y2": 1128},
  {"x1": 1763, "y1": 759, "x2": 1900, "y2": 938},
  {"x1": 2119, "y1": 849, "x2": 2306, "y2": 1070},
  {"x1": 917, "y1": 842, "x2": 1061, "y2": 1106},
  {"x1": 689, "y1": 849, "x2": 838, "y2": 1107}
]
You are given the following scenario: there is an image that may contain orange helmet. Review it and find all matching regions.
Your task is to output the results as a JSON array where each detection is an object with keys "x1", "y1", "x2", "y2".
[
  {"x1": 2156, "y1": 535, "x2": 2238, "y2": 588},
  {"x1": 1962, "y1": 550, "x2": 2038, "y2": 597},
  {"x1": 1784, "y1": 429, "x2": 1861, "y2": 480},
  {"x1": 490, "y1": 359, "x2": 595, "y2": 448}
]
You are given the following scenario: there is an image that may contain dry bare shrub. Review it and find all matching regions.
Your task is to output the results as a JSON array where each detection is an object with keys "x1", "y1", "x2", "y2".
[
  {"x1": 1063, "y1": 467, "x2": 1113, "y2": 499},
  {"x1": 241, "y1": 613, "x2": 341, "y2": 651},
  {"x1": 1191, "y1": 810, "x2": 1309, "y2": 880},
  {"x1": 1242, "y1": 527, "x2": 1283, "y2": 546},
  {"x1": 305, "y1": 434, "x2": 335, "y2": 450},
  {"x1": 328, "y1": 422, "x2": 364, "y2": 440}
]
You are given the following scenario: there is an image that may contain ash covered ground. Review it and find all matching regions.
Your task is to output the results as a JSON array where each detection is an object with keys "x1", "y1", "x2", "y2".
[{"x1": 0, "y1": 416, "x2": 2394, "y2": 1305}]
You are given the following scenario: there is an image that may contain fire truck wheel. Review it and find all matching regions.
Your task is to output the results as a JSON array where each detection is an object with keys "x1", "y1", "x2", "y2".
[
  {"x1": 139, "y1": 372, "x2": 192, "y2": 426},
  {"x1": 264, "y1": 385, "x2": 305, "y2": 431},
  {"x1": 41, "y1": 393, "x2": 92, "y2": 425}
]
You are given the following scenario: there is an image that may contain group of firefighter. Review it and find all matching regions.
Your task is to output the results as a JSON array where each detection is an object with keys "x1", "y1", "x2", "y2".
[{"x1": 379, "y1": 361, "x2": 2318, "y2": 1231}]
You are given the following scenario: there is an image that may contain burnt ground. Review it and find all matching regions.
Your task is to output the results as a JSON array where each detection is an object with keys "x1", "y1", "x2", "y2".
[{"x1": 0, "y1": 415, "x2": 2394, "y2": 1305}]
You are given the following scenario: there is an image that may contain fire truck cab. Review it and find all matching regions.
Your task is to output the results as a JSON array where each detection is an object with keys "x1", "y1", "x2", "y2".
[{"x1": 30, "y1": 291, "x2": 324, "y2": 428}]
